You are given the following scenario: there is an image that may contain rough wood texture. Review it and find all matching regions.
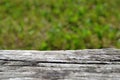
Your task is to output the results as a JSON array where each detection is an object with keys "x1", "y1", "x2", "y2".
[{"x1": 0, "y1": 48, "x2": 120, "y2": 80}]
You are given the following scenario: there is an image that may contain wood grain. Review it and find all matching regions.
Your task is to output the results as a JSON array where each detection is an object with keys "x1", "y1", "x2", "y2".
[{"x1": 0, "y1": 48, "x2": 120, "y2": 80}]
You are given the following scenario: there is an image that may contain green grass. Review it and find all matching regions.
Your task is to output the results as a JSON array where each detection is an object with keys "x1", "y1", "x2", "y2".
[{"x1": 0, "y1": 0, "x2": 120, "y2": 50}]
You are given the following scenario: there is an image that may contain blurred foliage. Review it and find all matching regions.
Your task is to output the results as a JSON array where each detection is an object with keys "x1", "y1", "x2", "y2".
[{"x1": 0, "y1": 0, "x2": 120, "y2": 50}]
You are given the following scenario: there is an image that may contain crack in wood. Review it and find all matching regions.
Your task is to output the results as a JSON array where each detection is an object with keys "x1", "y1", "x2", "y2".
[{"x1": 0, "y1": 59, "x2": 120, "y2": 67}]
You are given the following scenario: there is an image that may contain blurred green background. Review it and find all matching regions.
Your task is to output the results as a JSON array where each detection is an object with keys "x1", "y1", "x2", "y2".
[{"x1": 0, "y1": 0, "x2": 120, "y2": 50}]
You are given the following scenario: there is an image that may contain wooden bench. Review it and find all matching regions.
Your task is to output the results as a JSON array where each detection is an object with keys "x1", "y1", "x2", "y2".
[{"x1": 0, "y1": 48, "x2": 120, "y2": 80}]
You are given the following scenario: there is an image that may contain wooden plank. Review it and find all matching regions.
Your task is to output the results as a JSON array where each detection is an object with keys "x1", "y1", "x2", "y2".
[
  {"x1": 0, "y1": 48, "x2": 120, "y2": 80},
  {"x1": 0, "y1": 64, "x2": 120, "y2": 80},
  {"x1": 0, "y1": 48, "x2": 120, "y2": 64}
]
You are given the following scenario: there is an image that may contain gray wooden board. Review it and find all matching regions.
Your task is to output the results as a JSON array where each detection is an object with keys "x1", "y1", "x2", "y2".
[{"x1": 0, "y1": 48, "x2": 120, "y2": 80}]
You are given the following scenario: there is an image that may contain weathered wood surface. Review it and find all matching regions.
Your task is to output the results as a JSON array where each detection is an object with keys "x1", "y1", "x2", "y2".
[{"x1": 0, "y1": 48, "x2": 120, "y2": 80}]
